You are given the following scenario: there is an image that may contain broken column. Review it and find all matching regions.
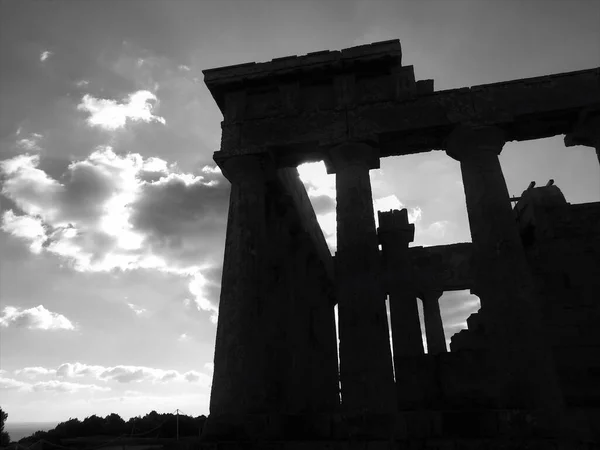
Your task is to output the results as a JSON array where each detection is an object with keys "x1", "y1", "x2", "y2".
[
  {"x1": 327, "y1": 141, "x2": 396, "y2": 413},
  {"x1": 378, "y1": 209, "x2": 430, "y2": 410},
  {"x1": 209, "y1": 155, "x2": 273, "y2": 416},
  {"x1": 421, "y1": 289, "x2": 447, "y2": 355},
  {"x1": 446, "y1": 125, "x2": 564, "y2": 411},
  {"x1": 378, "y1": 209, "x2": 424, "y2": 358}
]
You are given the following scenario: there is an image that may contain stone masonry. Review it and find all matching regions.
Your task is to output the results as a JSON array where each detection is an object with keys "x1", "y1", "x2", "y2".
[{"x1": 200, "y1": 40, "x2": 600, "y2": 446}]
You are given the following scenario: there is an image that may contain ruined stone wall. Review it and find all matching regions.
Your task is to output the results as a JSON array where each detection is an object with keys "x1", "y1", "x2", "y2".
[
  {"x1": 522, "y1": 201, "x2": 600, "y2": 407},
  {"x1": 448, "y1": 196, "x2": 600, "y2": 408}
]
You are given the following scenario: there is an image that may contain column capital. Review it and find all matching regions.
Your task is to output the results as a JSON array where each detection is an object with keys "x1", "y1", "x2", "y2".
[
  {"x1": 445, "y1": 125, "x2": 506, "y2": 162},
  {"x1": 564, "y1": 110, "x2": 600, "y2": 148},
  {"x1": 325, "y1": 141, "x2": 380, "y2": 174},
  {"x1": 217, "y1": 154, "x2": 274, "y2": 185}
]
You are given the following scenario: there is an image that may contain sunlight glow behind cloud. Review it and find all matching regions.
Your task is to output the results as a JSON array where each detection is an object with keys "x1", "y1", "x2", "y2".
[{"x1": 0, "y1": 148, "x2": 227, "y2": 324}]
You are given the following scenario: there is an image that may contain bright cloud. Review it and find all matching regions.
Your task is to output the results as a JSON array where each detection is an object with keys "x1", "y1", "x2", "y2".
[
  {"x1": 14, "y1": 367, "x2": 57, "y2": 378},
  {"x1": 55, "y1": 362, "x2": 211, "y2": 386},
  {"x1": 0, "y1": 305, "x2": 75, "y2": 330},
  {"x1": 40, "y1": 50, "x2": 52, "y2": 62},
  {"x1": 127, "y1": 303, "x2": 147, "y2": 316},
  {"x1": 187, "y1": 272, "x2": 219, "y2": 324},
  {"x1": 0, "y1": 148, "x2": 227, "y2": 324},
  {"x1": 0, "y1": 376, "x2": 108, "y2": 393},
  {"x1": 1, "y1": 211, "x2": 47, "y2": 253},
  {"x1": 77, "y1": 90, "x2": 166, "y2": 130}
]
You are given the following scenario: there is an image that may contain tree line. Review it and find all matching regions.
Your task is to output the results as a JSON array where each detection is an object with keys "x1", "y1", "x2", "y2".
[{"x1": 0, "y1": 407, "x2": 206, "y2": 447}]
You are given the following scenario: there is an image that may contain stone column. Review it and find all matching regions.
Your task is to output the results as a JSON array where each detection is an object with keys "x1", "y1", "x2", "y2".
[
  {"x1": 564, "y1": 111, "x2": 600, "y2": 171},
  {"x1": 327, "y1": 142, "x2": 396, "y2": 413},
  {"x1": 421, "y1": 290, "x2": 447, "y2": 355},
  {"x1": 446, "y1": 125, "x2": 564, "y2": 412},
  {"x1": 209, "y1": 155, "x2": 273, "y2": 416}
]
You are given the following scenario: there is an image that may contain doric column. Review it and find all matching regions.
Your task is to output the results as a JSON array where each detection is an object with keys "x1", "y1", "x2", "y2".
[
  {"x1": 446, "y1": 125, "x2": 564, "y2": 411},
  {"x1": 378, "y1": 209, "x2": 424, "y2": 360},
  {"x1": 209, "y1": 155, "x2": 273, "y2": 416},
  {"x1": 328, "y1": 142, "x2": 396, "y2": 413},
  {"x1": 420, "y1": 290, "x2": 447, "y2": 355},
  {"x1": 564, "y1": 110, "x2": 600, "y2": 170}
]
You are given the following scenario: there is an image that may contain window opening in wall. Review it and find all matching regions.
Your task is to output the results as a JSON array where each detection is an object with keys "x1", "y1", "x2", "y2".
[{"x1": 439, "y1": 290, "x2": 481, "y2": 351}]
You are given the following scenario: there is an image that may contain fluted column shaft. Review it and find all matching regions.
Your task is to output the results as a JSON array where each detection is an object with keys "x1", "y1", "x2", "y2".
[
  {"x1": 421, "y1": 290, "x2": 447, "y2": 355},
  {"x1": 329, "y1": 142, "x2": 396, "y2": 413},
  {"x1": 209, "y1": 155, "x2": 272, "y2": 416},
  {"x1": 446, "y1": 125, "x2": 563, "y2": 411}
]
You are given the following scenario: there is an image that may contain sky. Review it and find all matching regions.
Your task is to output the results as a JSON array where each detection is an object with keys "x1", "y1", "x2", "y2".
[{"x1": 1, "y1": 0, "x2": 599, "y2": 424}]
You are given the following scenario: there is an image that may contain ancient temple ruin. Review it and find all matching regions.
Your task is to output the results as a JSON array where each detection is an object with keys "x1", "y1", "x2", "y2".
[{"x1": 200, "y1": 40, "x2": 600, "y2": 447}]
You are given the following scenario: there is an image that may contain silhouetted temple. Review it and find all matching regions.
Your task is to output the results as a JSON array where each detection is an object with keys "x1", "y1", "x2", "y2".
[{"x1": 199, "y1": 40, "x2": 600, "y2": 448}]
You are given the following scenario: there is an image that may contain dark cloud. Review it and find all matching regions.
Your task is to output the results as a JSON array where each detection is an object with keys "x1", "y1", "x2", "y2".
[
  {"x1": 310, "y1": 194, "x2": 336, "y2": 215},
  {"x1": 130, "y1": 174, "x2": 229, "y2": 267}
]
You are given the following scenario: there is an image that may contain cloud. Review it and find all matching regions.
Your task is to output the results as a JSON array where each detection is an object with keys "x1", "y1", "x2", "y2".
[
  {"x1": 17, "y1": 133, "x2": 43, "y2": 151},
  {"x1": 40, "y1": 50, "x2": 52, "y2": 62},
  {"x1": 33, "y1": 380, "x2": 110, "y2": 393},
  {"x1": 186, "y1": 272, "x2": 219, "y2": 324},
  {"x1": 56, "y1": 362, "x2": 105, "y2": 378},
  {"x1": 14, "y1": 367, "x2": 57, "y2": 378},
  {"x1": 56, "y1": 362, "x2": 210, "y2": 386},
  {"x1": 1, "y1": 148, "x2": 227, "y2": 323},
  {"x1": 1, "y1": 210, "x2": 47, "y2": 253},
  {"x1": 0, "y1": 377, "x2": 30, "y2": 391},
  {"x1": 178, "y1": 333, "x2": 189, "y2": 342},
  {"x1": 0, "y1": 376, "x2": 108, "y2": 393},
  {"x1": 0, "y1": 305, "x2": 75, "y2": 330},
  {"x1": 127, "y1": 303, "x2": 147, "y2": 316},
  {"x1": 77, "y1": 90, "x2": 166, "y2": 130}
]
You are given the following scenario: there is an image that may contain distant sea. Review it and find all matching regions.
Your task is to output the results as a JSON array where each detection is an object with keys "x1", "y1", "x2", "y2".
[{"x1": 4, "y1": 422, "x2": 58, "y2": 442}]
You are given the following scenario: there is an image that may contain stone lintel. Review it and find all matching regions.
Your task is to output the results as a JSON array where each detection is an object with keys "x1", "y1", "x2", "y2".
[
  {"x1": 215, "y1": 67, "x2": 599, "y2": 161},
  {"x1": 408, "y1": 243, "x2": 474, "y2": 293}
]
